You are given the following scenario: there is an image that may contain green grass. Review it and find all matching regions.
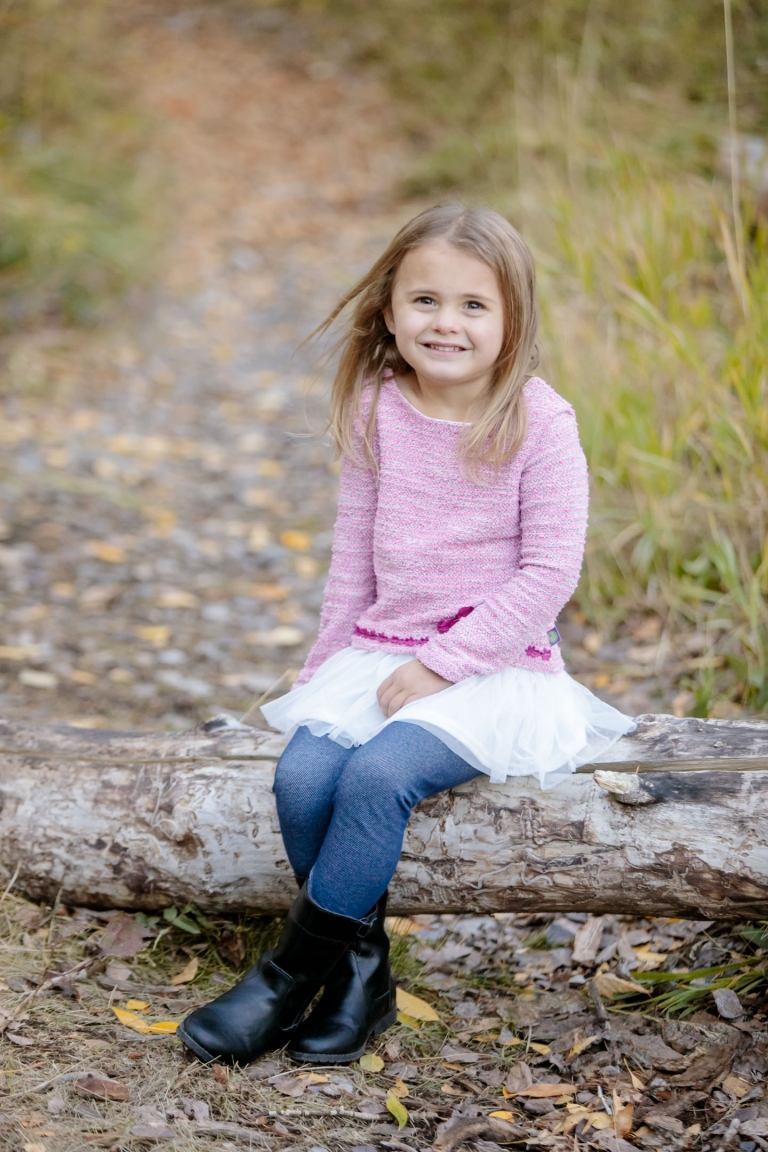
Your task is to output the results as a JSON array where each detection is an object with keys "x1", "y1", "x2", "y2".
[
  {"x1": 0, "y1": 0, "x2": 158, "y2": 334},
  {"x1": 274, "y1": 0, "x2": 768, "y2": 714}
]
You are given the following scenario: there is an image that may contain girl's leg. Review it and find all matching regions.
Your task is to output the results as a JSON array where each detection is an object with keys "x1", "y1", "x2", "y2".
[
  {"x1": 308, "y1": 721, "x2": 480, "y2": 919},
  {"x1": 273, "y1": 726, "x2": 354, "y2": 878}
]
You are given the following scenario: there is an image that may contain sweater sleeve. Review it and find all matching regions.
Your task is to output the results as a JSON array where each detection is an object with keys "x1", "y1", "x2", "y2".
[
  {"x1": 418, "y1": 404, "x2": 589, "y2": 682},
  {"x1": 293, "y1": 449, "x2": 378, "y2": 687}
]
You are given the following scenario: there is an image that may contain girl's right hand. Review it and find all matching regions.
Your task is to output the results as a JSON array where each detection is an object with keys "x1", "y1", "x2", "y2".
[{"x1": 376, "y1": 659, "x2": 453, "y2": 718}]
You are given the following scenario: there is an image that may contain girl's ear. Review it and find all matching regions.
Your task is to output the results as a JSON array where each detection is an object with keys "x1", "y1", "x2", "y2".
[{"x1": 383, "y1": 303, "x2": 396, "y2": 335}]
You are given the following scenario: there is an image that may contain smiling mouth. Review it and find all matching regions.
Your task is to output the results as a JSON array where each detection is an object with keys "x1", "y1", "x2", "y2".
[{"x1": 421, "y1": 342, "x2": 469, "y2": 352}]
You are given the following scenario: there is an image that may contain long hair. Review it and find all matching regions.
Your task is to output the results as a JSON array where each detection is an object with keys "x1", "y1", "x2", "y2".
[{"x1": 316, "y1": 203, "x2": 540, "y2": 479}]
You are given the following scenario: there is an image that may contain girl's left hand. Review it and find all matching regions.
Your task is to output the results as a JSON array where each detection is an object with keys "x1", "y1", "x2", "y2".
[{"x1": 377, "y1": 660, "x2": 453, "y2": 718}]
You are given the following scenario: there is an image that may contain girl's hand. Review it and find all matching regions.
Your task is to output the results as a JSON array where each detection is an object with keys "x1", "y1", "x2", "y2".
[{"x1": 377, "y1": 660, "x2": 453, "y2": 718}]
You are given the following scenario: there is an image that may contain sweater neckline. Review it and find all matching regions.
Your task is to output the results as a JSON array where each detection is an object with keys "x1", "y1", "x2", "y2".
[{"x1": 383, "y1": 371, "x2": 470, "y2": 427}]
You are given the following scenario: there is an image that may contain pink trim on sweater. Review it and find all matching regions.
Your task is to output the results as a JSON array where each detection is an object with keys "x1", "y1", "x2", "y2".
[
  {"x1": 353, "y1": 625, "x2": 428, "y2": 647},
  {"x1": 437, "y1": 605, "x2": 475, "y2": 634},
  {"x1": 525, "y1": 646, "x2": 552, "y2": 661},
  {"x1": 294, "y1": 373, "x2": 588, "y2": 687}
]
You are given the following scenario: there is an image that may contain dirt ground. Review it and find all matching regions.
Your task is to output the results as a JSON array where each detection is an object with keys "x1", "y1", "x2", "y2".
[{"x1": 0, "y1": 7, "x2": 766, "y2": 1152}]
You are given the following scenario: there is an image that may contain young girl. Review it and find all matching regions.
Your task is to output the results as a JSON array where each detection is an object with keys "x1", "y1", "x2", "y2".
[{"x1": 178, "y1": 204, "x2": 635, "y2": 1067}]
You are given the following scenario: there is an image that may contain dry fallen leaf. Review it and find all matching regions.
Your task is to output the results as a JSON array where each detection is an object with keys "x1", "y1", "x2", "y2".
[
  {"x1": 386, "y1": 1093, "x2": 409, "y2": 1130},
  {"x1": 512, "y1": 1083, "x2": 577, "y2": 1098},
  {"x1": 279, "y1": 529, "x2": 311, "y2": 551},
  {"x1": 395, "y1": 988, "x2": 441, "y2": 1022},
  {"x1": 112, "y1": 1007, "x2": 178, "y2": 1034},
  {"x1": 99, "y1": 914, "x2": 153, "y2": 959},
  {"x1": 359, "y1": 1053, "x2": 384, "y2": 1072},
  {"x1": 390, "y1": 1077, "x2": 410, "y2": 1098},
  {"x1": 170, "y1": 956, "x2": 199, "y2": 985},
  {"x1": 125, "y1": 1000, "x2": 149, "y2": 1011},
  {"x1": 385, "y1": 916, "x2": 423, "y2": 936},
  {"x1": 592, "y1": 972, "x2": 649, "y2": 999},
  {"x1": 85, "y1": 540, "x2": 127, "y2": 564},
  {"x1": 721, "y1": 1073, "x2": 750, "y2": 1099},
  {"x1": 75, "y1": 1075, "x2": 130, "y2": 1102}
]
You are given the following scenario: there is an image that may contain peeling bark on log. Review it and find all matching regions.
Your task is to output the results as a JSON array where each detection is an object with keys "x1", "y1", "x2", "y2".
[{"x1": 2, "y1": 713, "x2": 767, "y2": 918}]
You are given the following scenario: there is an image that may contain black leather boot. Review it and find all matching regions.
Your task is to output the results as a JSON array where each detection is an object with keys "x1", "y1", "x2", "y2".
[
  {"x1": 177, "y1": 886, "x2": 374, "y2": 1065},
  {"x1": 287, "y1": 890, "x2": 397, "y2": 1063}
]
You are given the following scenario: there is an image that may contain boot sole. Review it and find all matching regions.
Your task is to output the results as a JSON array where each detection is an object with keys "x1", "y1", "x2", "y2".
[
  {"x1": 177, "y1": 1023, "x2": 227, "y2": 1065},
  {"x1": 287, "y1": 1007, "x2": 398, "y2": 1064}
]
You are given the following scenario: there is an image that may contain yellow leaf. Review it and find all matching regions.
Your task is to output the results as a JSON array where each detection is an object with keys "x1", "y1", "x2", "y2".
[
  {"x1": 359, "y1": 1054, "x2": 384, "y2": 1072},
  {"x1": 112, "y1": 1007, "x2": 177, "y2": 1035},
  {"x1": 628, "y1": 1068, "x2": 646, "y2": 1091},
  {"x1": 441, "y1": 1082, "x2": 464, "y2": 1095},
  {"x1": 125, "y1": 1000, "x2": 149, "y2": 1011},
  {"x1": 588, "y1": 1114, "x2": 614, "y2": 1130},
  {"x1": 386, "y1": 1094, "x2": 409, "y2": 1130},
  {"x1": 385, "y1": 917, "x2": 422, "y2": 936},
  {"x1": 156, "y1": 590, "x2": 199, "y2": 609},
  {"x1": 722, "y1": 1073, "x2": 750, "y2": 1099},
  {"x1": 395, "y1": 988, "x2": 441, "y2": 1022},
  {"x1": 280, "y1": 529, "x2": 312, "y2": 552},
  {"x1": 396, "y1": 1011, "x2": 421, "y2": 1030},
  {"x1": 633, "y1": 946, "x2": 668, "y2": 969},
  {"x1": 112, "y1": 1007, "x2": 151, "y2": 1034},
  {"x1": 296, "y1": 1072, "x2": 328, "y2": 1084},
  {"x1": 592, "y1": 972, "x2": 649, "y2": 999},
  {"x1": 391, "y1": 1077, "x2": 409, "y2": 1098},
  {"x1": 170, "y1": 956, "x2": 199, "y2": 985},
  {"x1": 489, "y1": 1111, "x2": 516, "y2": 1121},
  {"x1": 134, "y1": 625, "x2": 171, "y2": 647},
  {"x1": 499, "y1": 1036, "x2": 549, "y2": 1055},
  {"x1": 257, "y1": 459, "x2": 285, "y2": 478},
  {"x1": 86, "y1": 541, "x2": 127, "y2": 564},
  {"x1": 471, "y1": 1033, "x2": 500, "y2": 1042}
]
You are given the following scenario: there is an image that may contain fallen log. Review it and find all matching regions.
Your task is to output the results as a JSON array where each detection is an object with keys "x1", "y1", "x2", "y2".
[{"x1": 1, "y1": 712, "x2": 767, "y2": 918}]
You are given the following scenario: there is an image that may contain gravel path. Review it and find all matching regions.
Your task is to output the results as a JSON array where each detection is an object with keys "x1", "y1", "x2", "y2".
[{"x1": 0, "y1": 7, "x2": 410, "y2": 730}]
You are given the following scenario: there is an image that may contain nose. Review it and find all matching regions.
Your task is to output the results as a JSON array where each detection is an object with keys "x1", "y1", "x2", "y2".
[{"x1": 431, "y1": 306, "x2": 461, "y2": 333}]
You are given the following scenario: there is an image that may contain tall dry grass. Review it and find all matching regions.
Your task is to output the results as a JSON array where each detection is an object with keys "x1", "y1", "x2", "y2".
[{"x1": 277, "y1": 0, "x2": 768, "y2": 713}]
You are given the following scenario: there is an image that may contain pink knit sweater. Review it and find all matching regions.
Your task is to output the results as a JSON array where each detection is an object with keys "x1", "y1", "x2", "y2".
[{"x1": 295, "y1": 372, "x2": 589, "y2": 686}]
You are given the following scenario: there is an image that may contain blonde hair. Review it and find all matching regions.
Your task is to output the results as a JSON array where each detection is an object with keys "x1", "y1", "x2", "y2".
[{"x1": 316, "y1": 203, "x2": 540, "y2": 479}]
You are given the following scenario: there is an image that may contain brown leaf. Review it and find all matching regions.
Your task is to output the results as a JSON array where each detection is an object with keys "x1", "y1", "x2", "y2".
[
  {"x1": 170, "y1": 956, "x2": 199, "y2": 985},
  {"x1": 129, "y1": 1124, "x2": 174, "y2": 1141},
  {"x1": 13, "y1": 903, "x2": 45, "y2": 930},
  {"x1": 441, "y1": 1044, "x2": 480, "y2": 1064},
  {"x1": 572, "y1": 917, "x2": 605, "y2": 965},
  {"x1": 219, "y1": 931, "x2": 245, "y2": 967},
  {"x1": 99, "y1": 914, "x2": 153, "y2": 958},
  {"x1": 513, "y1": 1082, "x2": 577, "y2": 1098},
  {"x1": 7, "y1": 1033, "x2": 34, "y2": 1046},
  {"x1": 75, "y1": 1075, "x2": 130, "y2": 1102},
  {"x1": 712, "y1": 988, "x2": 744, "y2": 1019},
  {"x1": 433, "y1": 1116, "x2": 526, "y2": 1152},
  {"x1": 669, "y1": 1034, "x2": 740, "y2": 1088},
  {"x1": 611, "y1": 1027, "x2": 689, "y2": 1072},
  {"x1": 504, "y1": 1063, "x2": 533, "y2": 1094},
  {"x1": 269, "y1": 1076, "x2": 307, "y2": 1098}
]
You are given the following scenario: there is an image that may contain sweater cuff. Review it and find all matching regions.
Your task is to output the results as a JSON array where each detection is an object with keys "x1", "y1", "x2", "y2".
[{"x1": 417, "y1": 645, "x2": 465, "y2": 683}]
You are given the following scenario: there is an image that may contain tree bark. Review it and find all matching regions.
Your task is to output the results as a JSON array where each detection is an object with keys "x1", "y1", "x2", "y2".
[{"x1": 1, "y1": 713, "x2": 767, "y2": 918}]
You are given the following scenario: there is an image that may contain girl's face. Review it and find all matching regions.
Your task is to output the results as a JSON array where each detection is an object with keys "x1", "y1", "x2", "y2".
[{"x1": 384, "y1": 239, "x2": 505, "y2": 393}]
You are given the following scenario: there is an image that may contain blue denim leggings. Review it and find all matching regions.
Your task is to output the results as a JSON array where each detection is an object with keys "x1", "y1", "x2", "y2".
[{"x1": 273, "y1": 722, "x2": 480, "y2": 919}]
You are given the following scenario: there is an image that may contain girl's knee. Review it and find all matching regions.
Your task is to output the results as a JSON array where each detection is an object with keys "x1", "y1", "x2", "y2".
[{"x1": 336, "y1": 742, "x2": 415, "y2": 813}]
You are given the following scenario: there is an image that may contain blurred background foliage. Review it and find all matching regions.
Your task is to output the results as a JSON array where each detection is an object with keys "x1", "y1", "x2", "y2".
[
  {"x1": 2, "y1": 0, "x2": 768, "y2": 714},
  {"x1": 0, "y1": 0, "x2": 157, "y2": 330}
]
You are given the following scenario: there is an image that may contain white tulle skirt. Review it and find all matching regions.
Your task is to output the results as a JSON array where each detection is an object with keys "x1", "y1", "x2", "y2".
[{"x1": 260, "y1": 647, "x2": 636, "y2": 790}]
